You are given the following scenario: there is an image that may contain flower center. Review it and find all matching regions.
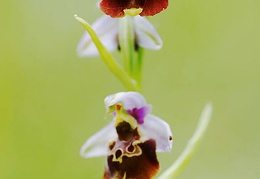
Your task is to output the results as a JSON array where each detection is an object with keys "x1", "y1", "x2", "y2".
[
  {"x1": 124, "y1": 8, "x2": 143, "y2": 16},
  {"x1": 116, "y1": 121, "x2": 139, "y2": 141}
]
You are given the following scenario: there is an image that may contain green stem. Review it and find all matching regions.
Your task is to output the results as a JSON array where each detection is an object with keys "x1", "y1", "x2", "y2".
[
  {"x1": 118, "y1": 16, "x2": 145, "y2": 90},
  {"x1": 158, "y1": 104, "x2": 213, "y2": 179},
  {"x1": 75, "y1": 15, "x2": 139, "y2": 91},
  {"x1": 135, "y1": 47, "x2": 144, "y2": 89},
  {"x1": 118, "y1": 16, "x2": 135, "y2": 77}
]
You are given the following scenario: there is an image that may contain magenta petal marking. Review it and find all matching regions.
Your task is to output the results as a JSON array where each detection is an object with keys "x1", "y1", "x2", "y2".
[{"x1": 127, "y1": 105, "x2": 151, "y2": 124}]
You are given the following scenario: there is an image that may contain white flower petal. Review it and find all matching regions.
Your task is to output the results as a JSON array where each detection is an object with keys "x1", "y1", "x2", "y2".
[
  {"x1": 138, "y1": 114, "x2": 173, "y2": 152},
  {"x1": 80, "y1": 122, "x2": 117, "y2": 158},
  {"x1": 104, "y1": 92, "x2": 147, "y2": 111},
  {"x1": 134, "y1": 16, "x2": 163, "y2": 50},
  {"x1": 77, "y1": 15, "x2": 119, "y2": 57}
]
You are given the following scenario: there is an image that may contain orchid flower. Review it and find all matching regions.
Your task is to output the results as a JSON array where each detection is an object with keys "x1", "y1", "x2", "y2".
[
  {"x1": 80, "y1": 92, "x2": 173, "y2": 179},
  {"x1": 77, "y1": 15, "x2": 162, "y2": 58},
  {"x1": 99, "y1": 0, "x2": 168, "y2": 18}
]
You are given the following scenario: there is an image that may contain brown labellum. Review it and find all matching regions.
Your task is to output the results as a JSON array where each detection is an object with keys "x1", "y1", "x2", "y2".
[
  {"x1": 103, "y1": 121, "x2": 159, "y2": 179},
  {"x1": 104, "y1": 139, "x2": 159, "y2": 179}
]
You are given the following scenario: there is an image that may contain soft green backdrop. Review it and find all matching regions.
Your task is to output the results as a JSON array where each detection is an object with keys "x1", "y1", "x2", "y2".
[{"x1": 1, "y1": 0, "x2": 259, "y2": 178}]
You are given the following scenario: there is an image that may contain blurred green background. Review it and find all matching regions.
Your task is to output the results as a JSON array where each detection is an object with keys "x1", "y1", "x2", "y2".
[{"x1": 1, "y1": 0, "x2": 259, "y2": 178}]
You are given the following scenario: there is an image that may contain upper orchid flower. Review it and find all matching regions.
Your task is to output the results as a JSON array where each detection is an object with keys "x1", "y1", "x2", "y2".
[
  {"x1": 77, "y1": 15, "x2": 162, "y2": 58},
  {"x1": 80, "y1": 92, "x2": 173, "y2": 179},
  {"x1": 99, "y1": 0, "x2": 169, "y2": 18}
]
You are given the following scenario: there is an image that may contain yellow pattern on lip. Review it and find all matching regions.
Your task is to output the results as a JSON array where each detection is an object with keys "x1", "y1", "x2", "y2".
[
  {"x1": 124, "y1": 8, "x2": 143, "y2": 16},
  {"x1": 114, "y1": 103, "x2": 137, "y2": 130}
]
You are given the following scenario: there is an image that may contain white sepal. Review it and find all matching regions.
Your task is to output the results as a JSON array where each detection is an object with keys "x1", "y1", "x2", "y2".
[
  {"x1": 80, "y1": 122, "x2": 117, "y2": 158},
  {"x1": 138, "y1": 114, "x2": 173, "y2": 152},
  {"x1": 134, "y1": 16, "x2": 163, "y2": 50},
  {"x1": 77, "y1": 15, "x2": 119, "y2": 57}
]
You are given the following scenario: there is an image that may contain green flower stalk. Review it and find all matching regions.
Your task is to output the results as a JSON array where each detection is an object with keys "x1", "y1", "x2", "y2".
[
  {"x1": 75, "y1": 15, "x2": 138, "y2": 91},
  {"x1": 118, "y1": 16, "x2": 135, "y2": 80}
]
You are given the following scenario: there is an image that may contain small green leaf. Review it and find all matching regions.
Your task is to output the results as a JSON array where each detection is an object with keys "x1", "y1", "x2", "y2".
[
  {"x1": 74, "y1": 15, "x2": 139, "y2": 91},
  {"x1": 158, "y1": 104, "x2": 213, "y2": 179}
]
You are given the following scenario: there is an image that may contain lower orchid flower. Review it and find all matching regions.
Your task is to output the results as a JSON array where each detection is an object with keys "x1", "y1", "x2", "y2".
[
  {"x1": 77, "y1": 15, "x2": 162, "y2": 58},
  {"x1": 80, "y1": 92, "x2": 173, "y2": 179}
]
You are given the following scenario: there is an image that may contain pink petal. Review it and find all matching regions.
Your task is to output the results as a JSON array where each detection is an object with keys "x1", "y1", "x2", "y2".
[{"x1": 105, "y1": 92, "x2": 148, "y2": 111}]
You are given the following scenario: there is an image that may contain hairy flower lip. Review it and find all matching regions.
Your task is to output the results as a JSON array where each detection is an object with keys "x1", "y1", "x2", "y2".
[
  {"x1": 100, "y1": 0, "x2": 168, "y2": 18},
  {"x1": 105, "y1": 139, "x2": 159, "y2": 179}
]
